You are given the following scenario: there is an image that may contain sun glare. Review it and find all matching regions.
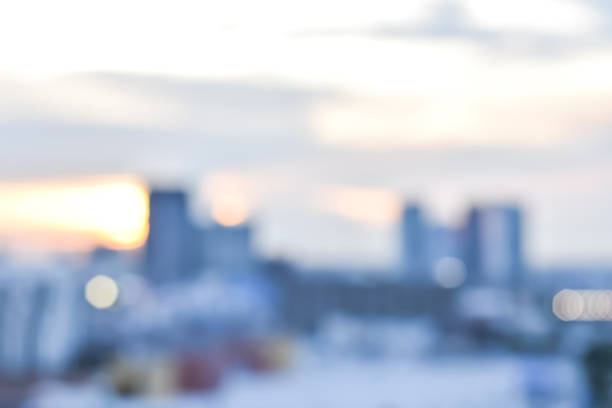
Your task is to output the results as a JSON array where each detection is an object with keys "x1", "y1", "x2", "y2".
[
  {"x1": 205, "y1": 173, "x2": 251, "y2": 227},
  {"x1": 0, "y1": 178, "x2": 149, "y2": 250},
  {"x1": 211, "y1": 194, "x2": 250, "y2": 227}
]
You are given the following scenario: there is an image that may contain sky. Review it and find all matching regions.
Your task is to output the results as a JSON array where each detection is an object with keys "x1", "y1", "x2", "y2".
[{"x1": 1, "y1": 0, "x2": 612, "y2": 268}]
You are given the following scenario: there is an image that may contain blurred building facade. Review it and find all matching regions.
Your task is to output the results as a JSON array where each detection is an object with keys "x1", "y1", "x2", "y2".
[
  {"x1": 145, "y1": 190, "x2": 191, "y2": 284},
  {"x1": 1, "y1": 185, "x2": 568, "y2": 406},
  {"x1": 145, "y1": 188, "x2": 255, "y2": 283},
  {"x1": 0, "y1": 269, "x2": 84, "y2": 377},
  {"x1": 199, "y1": 224, "x2": 253, "y2": 273},
  {"x1": 462, "y1": 205, "x2": 523, "y2": 286},
  {"x1": 398, "y1": 203, "x2": 524, "y2": 288},
  {"x1": 400, "y1": 205, "x2": 427, "y2": 280}
]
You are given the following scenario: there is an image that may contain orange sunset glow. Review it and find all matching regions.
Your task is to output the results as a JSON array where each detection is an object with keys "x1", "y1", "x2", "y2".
[
  {"x1": 0, "y1": 177, "x2": 149, "y2": 250},
  {"x1": 211, "y1": 194, "x2": 250, "y2": 227},
  {"x1": 205, "y1": 173, "x2": 251, "y2": 227}
]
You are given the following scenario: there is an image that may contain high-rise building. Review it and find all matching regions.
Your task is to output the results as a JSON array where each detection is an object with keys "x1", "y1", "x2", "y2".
[
  {"x1": 145, "y1": 190, "x2": 191, "y2": 284},
  {"x1": 426, "y1": 225, "x2": 461, "y2": 267},
  {"x1": 462, "y1": 205, "x2": 523, "y2": 286},
  {"x1": 0, "y1": 269, "x2": 83, "y2": 377},
  {"x1": 400, "y1": 204, "x2": 427, "y2": 280},
  {"x1": 201, "y1": 223, "x2": 253, "y2": 272}
]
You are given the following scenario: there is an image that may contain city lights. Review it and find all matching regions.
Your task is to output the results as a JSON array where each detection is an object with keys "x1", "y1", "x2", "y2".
[
  {"x1": 85, "y1": 275, "x2": 119, "y2": 309},
  {"x1": 552, "y1": 289, "x2": 612, "y2": 321},
  {"x1": 433, "y1": 257, "x2": 467, "y2": 289}
]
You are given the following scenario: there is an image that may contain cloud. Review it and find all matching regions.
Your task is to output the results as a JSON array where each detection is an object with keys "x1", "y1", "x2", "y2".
[
  {"x1": 0, "y1": 73, "x2": 324, "y2": 180},
  {"x1": 461, "y1": 0, "x2": 602, "y2": 37},
  {"x1": 0, "y1": 0, "x2": 439, "y2": 76},
  {"x1": 315, "y1": 186, "x2": 402, "y2": 227},
  {"x1": 309, "y1": 45, "x2": 612, "y2": 148},
  {"x1": 346, "y1": 0, "x2": 611, "y2": 58},
  {"x1": 2, "y1": 55, "x2": 612, "y2": 267},
  {"x1": 0, "y1": 73, "x2": 323, "y2": 135}
]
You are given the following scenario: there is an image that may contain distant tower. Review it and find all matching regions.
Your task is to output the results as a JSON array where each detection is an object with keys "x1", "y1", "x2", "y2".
[
  {"x1": 202, "y1": 223, "x2": 253, "y2": 272},
  {"x1": 463, "y1": 207, "x2": 480, "y2": 284},
  {"x1": 463, "y1": 205, "x2": 523, "y2": 286},
  {"x1": 400, "y1": 204, "x2": 427, "y2": 279},
  {"x1": 145, "y1": 190, "x2": 190, "y2": 284}
]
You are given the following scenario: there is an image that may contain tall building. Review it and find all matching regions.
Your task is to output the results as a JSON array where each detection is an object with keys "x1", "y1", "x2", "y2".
[
  {"x1": 462, "y1": 205, "x2": 523, "y2": 286},
  {"x1": 145, "y1": 190, "x2": 191, "y2": 284},
  {"x1": 426, "y1": 225, "x2": 461, "y2": 267},
  {"x1": 0, "y1": 268, "x2": 83, "y2": 376},
  {"x1": 400, "y1": 204, "x2": 427, "y2": 280},
  {"x1": 201, "y1": 223, "x2": 253, "y2": 272}
]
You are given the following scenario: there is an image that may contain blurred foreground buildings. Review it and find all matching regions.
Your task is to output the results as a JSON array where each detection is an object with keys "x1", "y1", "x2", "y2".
[{"x1": 0, "y1": 187, "x2": 611, "y2": 407}]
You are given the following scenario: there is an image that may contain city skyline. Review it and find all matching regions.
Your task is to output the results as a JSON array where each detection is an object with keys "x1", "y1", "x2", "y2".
[
  {"x1": 2, "y1": 2, "x2": 612, "y2": 406},
  {"x1": 0, "y1": 172, "x2": 609, "y2": 270},
  {"x1": 2, "y1": 0, "x2": 612, "y2": 267}
]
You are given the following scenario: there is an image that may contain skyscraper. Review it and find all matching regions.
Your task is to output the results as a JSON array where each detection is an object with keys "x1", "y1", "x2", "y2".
[
  {"x1": 144, "y1": 190, "x2": 191, "y2": 284},
  {"x1": 201, "y1": 223, "x2": 253, "y2": 272},
  {"x1": 462, "y1": 205, "x2": 523, "y2": 286},
  {"x1": 400, "y1": 204, "x2": 427, "y2": 280}
]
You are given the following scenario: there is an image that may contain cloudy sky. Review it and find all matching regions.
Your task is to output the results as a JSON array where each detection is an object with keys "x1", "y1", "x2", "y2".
[{"x1": 1, "y1": 0, "x2": 612, "y2": 268}]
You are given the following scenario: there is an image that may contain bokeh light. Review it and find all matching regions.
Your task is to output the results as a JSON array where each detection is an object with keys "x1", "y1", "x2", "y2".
[
  {"x1": 211, "y1": 194, "x2": 250, "y2": 227},
  {"x1": 205, "y1": 173, "x2": 251, "y2": 227},
  {"x1": 85, "y1": 275, "x2": 119, "y2": 309},
  {"x1": 551, "y1": 289, "x2": 612, "y2": 321},
  {"x1": 433, "y1": 257, "x2": 467, "y2": 289},
  {"x1": 552, "y1": 290, "x2": 584, "y2": 321}
]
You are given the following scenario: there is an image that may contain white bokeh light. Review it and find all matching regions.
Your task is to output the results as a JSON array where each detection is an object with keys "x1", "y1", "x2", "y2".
[
  {"x1": 548, "y1": 289, "x2": 612, "y2": 321},
  {"x1": 433, "y1": 257, "x2": 467, "y2": 289},
  {"x1": 85, "y1": 274, "x2": 119, "y2": 309},
  {"x1": 552, "y1": 289, "x2": 584, "y2": 321}
]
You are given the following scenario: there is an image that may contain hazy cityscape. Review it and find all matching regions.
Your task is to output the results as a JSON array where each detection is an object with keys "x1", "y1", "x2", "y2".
[
  {"x1": 3, "y1": 0, "x2": 612, "y2": 406},
  {"x1": 0, "y1": 189, "x2": 610, "y2": 406}
]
